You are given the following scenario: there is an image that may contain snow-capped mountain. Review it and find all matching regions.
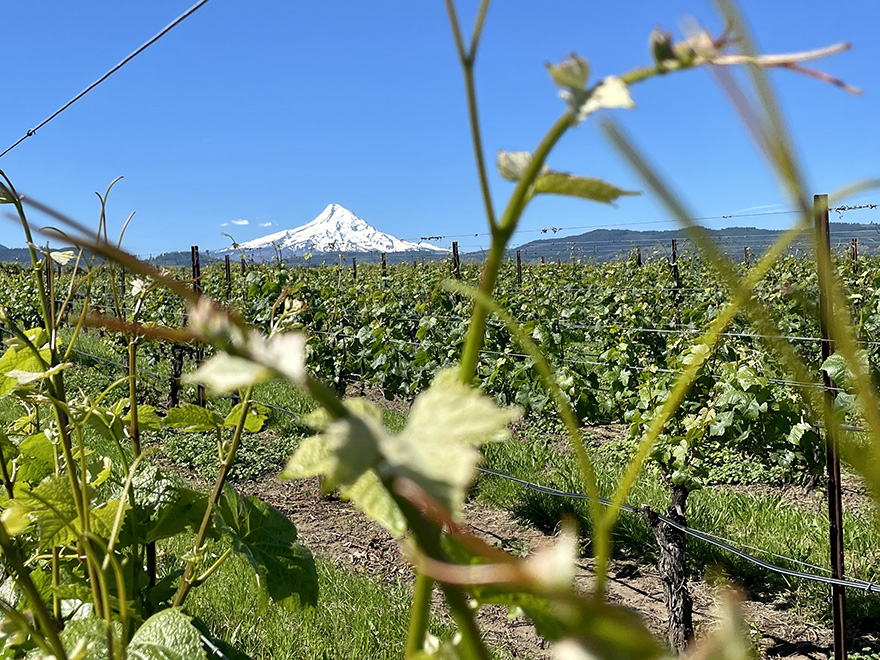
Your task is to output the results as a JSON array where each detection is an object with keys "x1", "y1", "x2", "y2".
[{"x1": 225, "y1": 204, "x2": 447, "y2": 256}]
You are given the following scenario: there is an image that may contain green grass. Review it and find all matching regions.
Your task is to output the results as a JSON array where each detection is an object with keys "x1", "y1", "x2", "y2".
[
  {"x1": 162, "y1": 537, "x2": 519, "y2": 660},
  {"x1": 150, "y1": 379, "x2": 412, "y2": 483},
  {"x1": 475, "y1": 429, "x2": 880, "y2": 629}
]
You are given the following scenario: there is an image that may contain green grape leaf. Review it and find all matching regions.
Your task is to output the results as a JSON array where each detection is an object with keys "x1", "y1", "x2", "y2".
[
  {"x1": 1, "y1": 501, "x2": 30, "y2": 536},
  {"x1": 223, "y1": 403, "x2": 268, "y2": 433},
  {"x1": 251, "y1": 333, "x2": 307, "y2": 386},
  {"x1": 339, "y1": 469, "x2": 406, "y2": 537},
  {"x1": 649, "y1": 28, "x2": 677, "y2": 67},
  {"x1": 566, "y1": 75, "x2": 635, "y2": 122},
  {"x1": 164, "y1": 405, "x2": 224, "y2": 433},
  {"x1": 283, "y1": 414, "x2": 382, "y2": 491},
  {"x1": 534, "y1": 173, "x2": 639, "y2": 204},
  {"x1": 216, "y1": 488, "x2": 318, "y2": 609},
  {"x1": 185, "y1": 354, "x2": 272, "y2": 394},
  {"x1": 5, "y1": 360, "x2": 70, "y2": 385},
  {"x1": 124, "y1": 404, "x2": 163, "y2": 432},
  {"x1": 547, "y1": 52, "x2": 635, "y2": 124},
  {"x1": 22, "y1": 475, "x2": 79, "y2": 549},
  {"x1": 283, "y1": 400, "x2": 405, "y2": 536},
  {"x1": 821, "y1": 352, "x2": 851, "y2": 386},
  {"x1": 496, "y1": 151, "x2": 549, "y2": 183},
  {"x1": 20, "y1": 474, "x2": 129, "y2": 550},
  {"x1": 0, "y1": 345, "x2": 51, "y2": 396},
  {"x1": 16, "y1": 431, "x2": 54, "y2": 484},
  {"x1": 83, "y1": 407, "x2": 126, "y2": 452},
  {"x1": 284, "y1": 370, "x2": 519, "y2": 526},
  {"x1": 2, "y1": 326, "x2": 48, "y2": 351},
  {"x1": 88, "y1": 456, "x2": 113, "y2": 488},
  {"x1": 546, "y1": 53, "x2": 590, "y2": 90},
  {"x1": 388, "y1": 370, "x2": 520, "y2": 515},
  {"x1": 49, "y1": 250, "x2": 76, "y2": 266},
  {"x1": 128, "y1": 608, "x2": 207, "y2": 660},
  {"x1": 58, "y1": 618, "x2": 122, "y2": 660},
  {"x1": 89, "y1": 499, "x2": 130, "y2": 540},
  {"x1": 129, "y1": 466, "x2": 209, "y2": 543},
  {"x1": 822, "y1": 349, "x2": 873, "y2": 398}
]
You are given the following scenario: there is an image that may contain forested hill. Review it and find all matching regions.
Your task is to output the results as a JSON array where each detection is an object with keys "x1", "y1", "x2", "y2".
[{"x1": 509, "y1": 222, "x2": 880, "y2": 262}]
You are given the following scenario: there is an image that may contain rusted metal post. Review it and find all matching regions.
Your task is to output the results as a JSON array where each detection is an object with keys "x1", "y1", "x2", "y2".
[
  {"x1": 815, "y1": 194, "x2": 847, "y2": 660},
  {"x1": 516, "y1": 250, "x2": 522, "y2": 287},
  {"x1": 452, "y1": 241, "x2": 461, "y2": 280}
]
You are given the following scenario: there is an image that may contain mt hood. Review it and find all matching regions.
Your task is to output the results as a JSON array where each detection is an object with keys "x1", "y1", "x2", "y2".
[{"x1": 228, "y1": 204, "x2": 446, "y2": 256}]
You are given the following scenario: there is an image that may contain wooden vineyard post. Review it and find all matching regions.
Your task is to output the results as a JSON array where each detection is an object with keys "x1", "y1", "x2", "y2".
[
  {"x1": 635, "y1": 246, "x2": 642, "y2": 267},
  {"x1": 381, "y1": 252, "x2": 387, "y2": 281},
  {"x1": 170, "y1": 343, "x2": 183, "y2": 407},
  {"x1": 191, "y1": 246, "x2": 202, "y2": 293},
  {"x1": 352, "y1": 257, "x2": 357, "y2": 282},
  {"x1": 744, "y1": 246, "x2": 750, "y2": 267},
  {"x1": 452, "y1": 241, "x2": 461, "y2": 280},
  {"x1": 191, "y1": 246, "x2": 206, "y2": 407},
  {"x1": 851, "y1": 238, "x2": 859, "y2": 275},
  {"x1": 516, "y1": 250, "x2": 522, "y2": 287},
  {"x1": 240, "y1": 256, "x2": 246, "y2": 275},
  {"x1": 541, "y1": 256, "x2": 545, "y2": 265},
  {"x1": 670, "y1": 239, "x2": 681, "y2": 330},
  {"x1": 224, "y1": 254, "x2": 232, "y2": 300},
  {"x1": 814, "y1": 194, "x2": 847, "y2": 660},
  {"x1": 170, "y1": 259, "x2": 186, "y2": 408}
]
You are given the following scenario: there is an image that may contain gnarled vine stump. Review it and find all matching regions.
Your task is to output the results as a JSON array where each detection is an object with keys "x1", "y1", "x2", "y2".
[{"x1": 641, "y1": 484, "x2": 693, "y2": 653}]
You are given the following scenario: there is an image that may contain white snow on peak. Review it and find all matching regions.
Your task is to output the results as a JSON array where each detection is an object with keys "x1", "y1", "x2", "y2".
[{"x1": 230, "y1": 204, "x2": 447, "y2": 255}]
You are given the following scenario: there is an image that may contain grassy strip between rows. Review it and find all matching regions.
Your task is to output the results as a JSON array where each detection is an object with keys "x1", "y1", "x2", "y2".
[
  {"x1": 57, "y1": 331, "x2": 880, "y2": 643},
  {"x1": 160, "y1": 537, "x2": 469, "y2": 660},
  {"x1": 474, "y1": 427, "x2": 880, "y2": 631}
]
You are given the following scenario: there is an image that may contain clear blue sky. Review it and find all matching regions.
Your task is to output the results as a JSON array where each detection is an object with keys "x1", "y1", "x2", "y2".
[{"x1": 1, "y1": 1, "x2": 878, "y2": 256}]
